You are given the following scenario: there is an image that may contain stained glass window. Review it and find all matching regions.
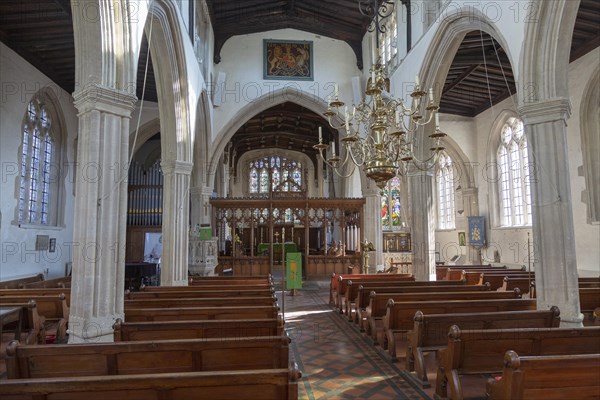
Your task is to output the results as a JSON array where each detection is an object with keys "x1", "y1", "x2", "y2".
[
  {"x1": 382, "y1": 177, "x2": 403, "y2": 230},
  {"x1": 497, "y1": 118, "x2": 531, "y2": 226},
  {"x1": 248, "y1": 156, "x2": 302, "y2": 194}
]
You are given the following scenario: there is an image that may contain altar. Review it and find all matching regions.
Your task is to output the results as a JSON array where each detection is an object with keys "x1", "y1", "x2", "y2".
[{"x1": 256, "y1": 242, "x2": 298, "y2": 257}]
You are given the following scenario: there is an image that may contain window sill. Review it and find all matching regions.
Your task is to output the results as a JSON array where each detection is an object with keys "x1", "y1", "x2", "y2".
[
  {"x1": 492, "y1": 225, "x2": 532, "y2": 230},
  {"x1": 436, "y1": 228, "x2": 457, "y2": 233},
  {"x1": 14, "y1": 222, "x2": 65, "y2": 231}
]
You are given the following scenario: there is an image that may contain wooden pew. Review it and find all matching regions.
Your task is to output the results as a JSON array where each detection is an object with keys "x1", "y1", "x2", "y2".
[
  {"x1": 366, "y1": 290, "x2": 523, "y2": 346},
  {"x1": 435, "y1": 326, "x2": 600, "y2": 400},
  {"x1": 345, "y1": 281, "x2": 489, "y2": 321},
  {"x1": 405, "y1": 307, "x2": 560, "y2": 387},
  {"x1": 113, "y1": 315, "x2": 285, "y2": 341},
  {"x1": 447, "y1": 268, "x2": 528, "y2": 282},
  {"x1": 329, "y1": 273, "x2": 412, "y2": 305},
  {"x1": 125, "y1": 305, "x2": 279, "y2": 322},
  {"x1": 21, "y1": 276, "x2": 71, "y2": 289},
  {"x1": 0, "y1": 274, "x2": 44, "y2": 289},
  {"x1": 482, "y1": 273, "x2": 533, "y2": 290},
  {"x1": 580, "y1": 287, "x2": 600, "y2": 314},
  {"x1": 435, "y1": 265, "x2": 496, "y2": 281},
  {"x1": 0, "y1": 294, "x2": 69, "y2": 341},
  {"x1": 141, "y1": 283, "x2": 274, "y2": 292},
  {"x1": 124, "y1": 296, "x2": 277, "y2": 309},
  {"x1": 497, "y1": 276, "x2": 535, "y2": 296},
  {"x1": 6, "y1": 335, "x2": 291, "y2": 378},
  {"x1": 338, "y1": 278, "x2": 440, "y2": 319},
  {"x1": 485, "y1": 350, "x2": 600, "y2": 400},
  {"x1": 580, "y1": 287, "x2": 600, "y2": 325},
  {"x1": 0, "y1": 367, "x2": 301, "y2": 400},
  {"x1": 332, "y1": 274, "x2": 414, "y2": 309},
  {"x1": 126, "y1": 287, "x2": 274, "y2": 300},
  {"x1": 0, "y1": 289, "x2": 71, "y2": 306},
  {"x1": 188, "y1": 275, "x2": 273, "y2": 285},
  {"x1": 0, "y1": 300, "x2": 45, "y2": 345},
  {"x1": 352, "y1": 280, "x2": 467, "y2": 325}
]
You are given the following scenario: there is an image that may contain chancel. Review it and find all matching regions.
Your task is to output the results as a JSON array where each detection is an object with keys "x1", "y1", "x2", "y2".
[{"x1": 0, "y1": 0, "x2": 598, "y2": 399}]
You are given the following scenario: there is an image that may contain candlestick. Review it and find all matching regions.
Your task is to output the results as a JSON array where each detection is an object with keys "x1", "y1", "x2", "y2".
[
  {"x1": 415, "y1": 75, "x2": 420, "y2": 87},
  {"x1": 332, "y1": 141, "x2": 336, "y2": 155},
  {"x1": 334, "y1": 83, "x2": 339, "y2": 98},
  {"x1": 371, "y1": 32, "x2": 377, "y2": 65},
  {"x1": 371, "y1": 69, "x2": 376, "y2": 84},
  {"x1": 318, "y1": 126, "x2": 322, "y2": 143},
  {"x1": 429, "y1": 88, "x2": 434, "y2": 102},
  {"x1": 435, "y1": 113, "x2": 440, "y2": 129},
  {"x1": 395, "y1": 110, "x2": 400, "y2": 125}
]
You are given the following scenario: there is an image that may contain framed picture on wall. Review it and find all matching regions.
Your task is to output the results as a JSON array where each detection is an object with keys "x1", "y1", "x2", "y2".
[
  {"x1": 458, "y1": 232, "x2": 466, "y2": 246},
  {"x1": 263, "y1": 40, "x2": 313, "y2": 80}
]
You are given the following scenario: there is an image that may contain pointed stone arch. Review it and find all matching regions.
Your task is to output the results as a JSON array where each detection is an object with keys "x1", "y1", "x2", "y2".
[
  {"x1": 207, "y1": 87, "x2": 347, "y2": 191},
  {"x1": 518, "y1": 0, "x2": 580, "y2": 104},
  {"x1": 142, "y1": 0, "x2": 194, "y2": 286}
]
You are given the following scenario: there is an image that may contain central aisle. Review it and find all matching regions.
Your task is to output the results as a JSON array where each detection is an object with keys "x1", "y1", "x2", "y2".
[{"x1": 280, "y1": 282, "x2": 431, "y2": 400}]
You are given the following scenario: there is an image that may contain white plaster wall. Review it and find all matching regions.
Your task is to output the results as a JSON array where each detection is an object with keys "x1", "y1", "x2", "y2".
[
  {"x1": 211, "y1": 29, "x2": 362, "y2": 143},
  {"x1": 0, "y1": 43, "x2": 78, "y2": 280},
  {"x1": 388, "y1": 1, "x2": 528, "y2": 99},
  {"x1": 432, "y1": 49, "x2": 600, "y2": 274},
  {"x1": 565, "y1": 48, "x2": 600, "y2": 276}
]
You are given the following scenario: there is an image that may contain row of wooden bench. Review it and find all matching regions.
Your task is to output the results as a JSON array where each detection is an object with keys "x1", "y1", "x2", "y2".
[
  {"x1": 0, "y1": 275, "x2": 301, "y2": 399},
  {"x1": 329, "y1": 272, "x2": 600, "y2": 399}
]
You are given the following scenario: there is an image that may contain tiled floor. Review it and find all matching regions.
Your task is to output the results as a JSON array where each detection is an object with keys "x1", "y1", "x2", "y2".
[{"x1": 281, "y1": 281, "x2": 432, "y2": 400}]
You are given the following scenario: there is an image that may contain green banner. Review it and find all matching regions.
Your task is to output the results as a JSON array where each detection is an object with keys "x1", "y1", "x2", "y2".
[{"x1": 286, "y1": 252, "x2": 302, "y2": 290}]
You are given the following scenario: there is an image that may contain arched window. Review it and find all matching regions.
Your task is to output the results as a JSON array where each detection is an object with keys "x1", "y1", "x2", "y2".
[
  {"x1": 380, "y1": 7, "x2": 398, "y2": 68},
  {"x1": 382, "y1": 176, "x2": 403, "y2": 230},
  {"x1": 248, "y1": 156, "x2": 302, "y2": 194},
  {"x1": 436, "y1": 152, "x2": 455, "y2": 230},
  {"x1": 497, "y1": 118, "x2": 532, "y2": 226},
  {"x1": 18, "y1": 96, "x2": 62, "y2": 226}
]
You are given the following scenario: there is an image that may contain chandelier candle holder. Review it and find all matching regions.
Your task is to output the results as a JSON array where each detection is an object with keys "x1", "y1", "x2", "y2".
[{"x1": 314, "y1": 0, "x2": 447, "y2": 190}]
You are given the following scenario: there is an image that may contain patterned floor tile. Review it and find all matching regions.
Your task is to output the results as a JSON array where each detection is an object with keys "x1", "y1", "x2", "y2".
[{"x1": 280, "y1": 285, "x2": 432, "y2": 400}]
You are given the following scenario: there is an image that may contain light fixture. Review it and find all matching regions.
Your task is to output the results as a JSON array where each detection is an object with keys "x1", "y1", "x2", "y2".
[{"x1": 313, "y1": 0, "x2": 447, "y2": 190}]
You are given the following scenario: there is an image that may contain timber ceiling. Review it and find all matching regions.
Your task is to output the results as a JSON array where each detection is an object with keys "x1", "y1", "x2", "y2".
[
  {"x1": 438, "y1": 30, "x2": 516, "y2": 117},
  {"x1": 0, "y1": 0, "x2": 597, "y2": 119},
  {"x1": 204, "y1": 0, "x2": 373, "y2": 69},
  {"x1": 230, "y1": 102, "x2": 336, "y2": 171}
]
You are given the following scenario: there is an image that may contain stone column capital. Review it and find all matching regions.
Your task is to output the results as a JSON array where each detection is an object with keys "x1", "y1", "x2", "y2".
[
  {"x1": 73, "y1": 83, "x2": 138, "y2": 117},
  {"x1": 161, "y1": 160, "x2": 193, "y2": 175},
  {"x1": 202, "y1": 186, "x2": 214, "y2": 196},
  {"x1": 518, "y1": 98, "x2": 571, "y2": 125},
  {"x1": 363, "y1": 188, "x2": 382, "y2": 197},
  {"x1": 189, "y1": 187, "x2": 203, "y2": 196}
]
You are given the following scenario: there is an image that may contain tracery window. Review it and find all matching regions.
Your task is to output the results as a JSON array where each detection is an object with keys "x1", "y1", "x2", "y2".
[
  {"x1": 380, "y1": 7, "x2": 398, "y2": 67},
  {"x1": 248, "y1": 156, "x2": 302, "y2": 194},
  {"x1": 18, "y1": 98, "x2": 57, "y2": 225},
  {"x1": 497, "y1": 118, "x2": 532, "y2": 226},
  {"x1": 436, "y1": 152, "x2": 455, "y2": 230}
]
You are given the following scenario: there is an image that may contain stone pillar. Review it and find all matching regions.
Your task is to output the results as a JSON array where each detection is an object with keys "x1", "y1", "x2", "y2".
[
  {"x1": 519, "y1": 99, "x2": 582, "y2": 327},
  {"x1": 190, "y1": 185, "x2": 214, "y2": 229},
  {"x1": 189, "y1": 187, "x2": 203, "y2": 228},
  {"x1": 461, "y1": 187, "x2": 481, "y2": 264},
  {"x1": 410, "y1": 171, "x2": 436, "y2": 281},
  {"x1": 363, "y1": 186, "x2": 384, "y2": 272},
  {"x1": 160, "y1": 160, "x2": 193, "y2": 286},
  {"x1": 68, "y1": 84, "x2": 136, "y2": 343}
]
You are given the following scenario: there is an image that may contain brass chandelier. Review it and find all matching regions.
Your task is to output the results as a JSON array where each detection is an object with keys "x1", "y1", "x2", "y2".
[{"x1": 314, "y1": 0, "x2": 447, "y2": 190}]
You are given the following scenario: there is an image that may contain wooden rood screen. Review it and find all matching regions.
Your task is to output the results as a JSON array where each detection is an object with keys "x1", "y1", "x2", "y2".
[{"x1": 211, "y1": 196, "x2": 366, "y2": 279}]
